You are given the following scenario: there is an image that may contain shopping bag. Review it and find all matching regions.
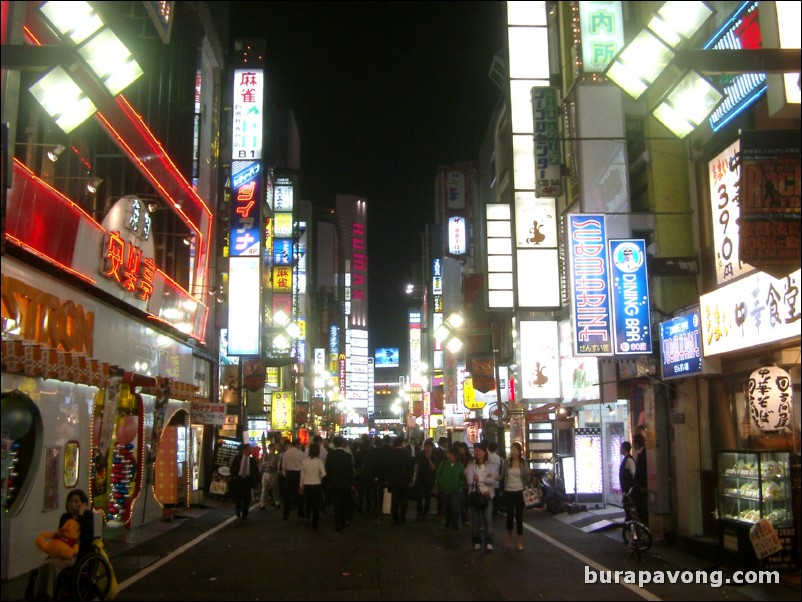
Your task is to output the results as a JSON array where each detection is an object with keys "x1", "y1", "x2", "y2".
[
  {"x1": 523, "y1": 482, "x2": 539, "y2": 508},
  {"x1": 749, "y1": 518, "x2": 782, "y2": 559},
  {"x1": 382, "y1": 488, "x2": 392, "y2": 514}
]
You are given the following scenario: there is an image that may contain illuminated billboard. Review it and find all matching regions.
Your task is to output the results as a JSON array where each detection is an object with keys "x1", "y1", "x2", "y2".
[
  {"x1": 375, "y1": 347, "x2": 400, "y2": 368},
  {"x1": 227, "y1": 257, "x2": 261, "y2": 356}
]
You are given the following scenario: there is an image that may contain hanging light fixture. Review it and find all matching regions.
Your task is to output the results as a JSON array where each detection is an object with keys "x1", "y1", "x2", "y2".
[
  {"x1": 47, "y1": 144, "x2": 66, "y2": 162},
  {"x1": 86, "y1": 177, "x2": 103, "y2": 193}
]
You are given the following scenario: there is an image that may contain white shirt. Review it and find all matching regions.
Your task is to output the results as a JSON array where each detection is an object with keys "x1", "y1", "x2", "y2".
[
  {"x1": 300, "y1": 457, "x2": 326, "y2": 486},
  {"x1": 488, "y1": 452, "x2": 502, "y2": 490},
  {"x1": 281, "y1": 446, "x2": 306, "y2": 473}
]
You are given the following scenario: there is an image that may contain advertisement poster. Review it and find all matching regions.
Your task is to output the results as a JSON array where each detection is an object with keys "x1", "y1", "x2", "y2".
[
  {"x1": 519, "y1": 320, "x2": 560, "y2": 400},
  {"x1": 608, "y1": 239, "x2": 652, "y2": 355},
  {"x1": 63, "y1": 440, "x2": 79, "y2": 488},
  {"x1": 210, "y1": 437, "x2": 240, "y2": 497},
  {"x1": 43, "y1": 447, "x2": 59, "y2": 511},
  {"x1": 574, "y1": 429, "x2": 603, "y2": 495}
]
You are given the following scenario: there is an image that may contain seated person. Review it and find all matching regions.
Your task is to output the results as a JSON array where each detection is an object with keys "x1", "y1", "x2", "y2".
[{"x1": 32, "y1": 488, "x2": 95, "y2": 601}]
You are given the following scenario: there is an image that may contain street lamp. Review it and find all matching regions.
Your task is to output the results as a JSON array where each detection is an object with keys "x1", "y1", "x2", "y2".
[
  {"x1": 272, "y1": 309, "x2": 301, "y2": 351},
  {"x1": 434, "y1": 311, "x2": 464, "y2": 354}
]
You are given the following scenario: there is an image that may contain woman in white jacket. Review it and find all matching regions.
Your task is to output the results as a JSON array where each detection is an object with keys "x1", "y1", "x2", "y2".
[
  {"x1": 300, "y1": 443, "x2": 327, "y2": 530},
  {"x1": 464, "y1": 443, "x2": 499, "y2": 552}
]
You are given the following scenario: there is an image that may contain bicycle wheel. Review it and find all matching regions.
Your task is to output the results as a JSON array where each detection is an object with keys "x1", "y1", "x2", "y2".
[
  {"x1": 72, "y1": 554, "x2": 112, "y2": 601},
  {"x1": 622, "y1": 521, "x2": 653, "y2": 552}
]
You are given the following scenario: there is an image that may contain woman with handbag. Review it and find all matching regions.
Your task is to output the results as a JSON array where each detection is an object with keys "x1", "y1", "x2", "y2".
[
  {"x1": 464, "y1": 442, "x2": 499, "y2": 552},
  {"x1": 502, "y1": 442, "x2": 531, "y2": 550}
]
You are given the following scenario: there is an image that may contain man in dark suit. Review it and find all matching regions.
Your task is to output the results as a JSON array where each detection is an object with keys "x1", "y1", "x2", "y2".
[
  {"x1": 386, "y1": 436, "x2": 415, "y2": 524},
  {"x1": 229, "y1": 443, "x2": 258, "y2": 519},
  {"x1": 325, "y1": 436, "x2": 355, "y2": 531}
]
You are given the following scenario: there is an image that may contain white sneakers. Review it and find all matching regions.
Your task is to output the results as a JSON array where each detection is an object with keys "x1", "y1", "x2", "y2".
[
  {"x1": 486, "y1": 544, "x2": 494, "y2": 552},
  {"x1": 473, "y1": 543, "x2": 482, "y2": 550}
]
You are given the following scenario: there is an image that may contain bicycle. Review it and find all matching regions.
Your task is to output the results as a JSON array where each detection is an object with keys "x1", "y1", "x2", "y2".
[{"x1": 621, "y1": 487, "x2": 653, "y2": 561}]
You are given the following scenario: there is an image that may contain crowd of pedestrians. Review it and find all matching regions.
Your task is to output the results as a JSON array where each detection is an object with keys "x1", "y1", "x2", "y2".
[{"x1": 238, "y1": 434, "x2": 533, "y2": 552}]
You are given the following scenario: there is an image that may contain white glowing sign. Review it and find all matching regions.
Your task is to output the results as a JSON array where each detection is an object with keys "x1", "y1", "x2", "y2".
[
  {"x1": 227, "y1": 257, "x2": 261, "y2": 355},
  {"x1": 232, "y1": 68, "x2": 264, "y2": 160},
  {"x1": 708, "y1": 139, "x2": 755, "y2": 285},
  {"x1": 519, "y1": 320, "x2": 560, "y2": 400},
  {"x1": 700, "y1": 268, "x2": 801, "y2": 356}
]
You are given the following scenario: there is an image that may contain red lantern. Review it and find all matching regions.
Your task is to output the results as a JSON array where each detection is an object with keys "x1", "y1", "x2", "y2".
[{"x1": 298, "y1": 428, "x2": 309, "y2": 446}]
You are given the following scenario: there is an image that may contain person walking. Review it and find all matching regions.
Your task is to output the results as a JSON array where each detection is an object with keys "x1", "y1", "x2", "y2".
[
  {"x1": 414, "y1": 440, "x2": 437, "y2": 520},
  {"x1": 281, "y1": 438, "x2": 306, "y2": 520},
  {"x1": 300, "y1": 443, "x2": 327, "y2": 530},
  {"x1": 465, "y1": 442, "x2": 498, "y2": 552},
  {"x1": 434, "y1": 447, "x2": 465, "y2": 530},
  {"x1": 355, "y1": 434, "x2": 376, "y2": 514},
  {"x1": 386, "y1": 436, "x2": 414, "y2": 524},
  {"x1": 229, "y1": 443, "x2": 258, "y2": 519},
  {"x1": 501, "y1": 442, "x2": 530, "y2": 550},
  {"x1": 325, "y1": 435, "x2": 355, "y2": 531}
]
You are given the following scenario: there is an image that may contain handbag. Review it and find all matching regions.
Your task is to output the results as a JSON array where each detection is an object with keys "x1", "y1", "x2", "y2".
[
  {"x1": 468, "y1": 484, "x2": 489, "y2": 510},
  {"x1": 523, "y1": 481, "x2": 539, "y2": 508},
  {"x1": 382, "y1": 488, "x2": 392, "y2": 514}
]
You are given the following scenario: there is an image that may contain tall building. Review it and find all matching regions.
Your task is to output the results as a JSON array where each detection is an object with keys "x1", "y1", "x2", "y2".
[{"x1": 1, "y1": 1, "x2": 228, "y2": 579}]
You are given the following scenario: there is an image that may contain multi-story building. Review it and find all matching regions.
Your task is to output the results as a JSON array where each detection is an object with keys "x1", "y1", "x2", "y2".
[{"x1": 1, "y1": 1, "x2": 228, "y2": 579}]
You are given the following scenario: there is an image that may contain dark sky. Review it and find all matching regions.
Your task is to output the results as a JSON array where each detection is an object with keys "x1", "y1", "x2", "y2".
[{"x1": 230, "y1": 1, "x2": 507, "y2": 351}]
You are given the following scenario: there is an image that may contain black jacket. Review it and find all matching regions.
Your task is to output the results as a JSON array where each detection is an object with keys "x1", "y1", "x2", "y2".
[
  {"x1": 230, "y1": 452, "x2": 258, "y2": 486},
  {"x1": 325, "y1": 448, "x2": 355, "y2": 491},
  {"x1": 386, "y1": 447, "x2": 414, "y2": 493}
]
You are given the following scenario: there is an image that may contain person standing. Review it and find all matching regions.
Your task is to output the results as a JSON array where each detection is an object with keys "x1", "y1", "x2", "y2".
[
  {"x1": 465, "y1": 442, "x2": 498, "y2": 552},
  {"x1": 229, "y1": 444, "x2": 258, "y2": 519},
  {"x1": 414, "y1": 440, "x2": 437, "y2": 520},
  {"x1": 618, "y1": 441, "x2": 636, "y2": 508},
  {"x1": 355, "y1": 434, "x2": 376, "y2": 514},
  {"x1": 32, "y1": 489, "x2": 95, "y2": 600},
  {"x1": 434, "y1": 447, "x2": 466, "y2": 530},
  {"x1": 433, "y1": 437, "x2": 448, "y2": 514},
  {"x1": 386, "y1": 436, "x2": 414, "y2": 524},
  {"x1": 501, "y1": 442, "x2": 530, "y2": 550},
  {"x1": 487, "y1": 441, "x2": 503, "y2": 516},
  {"x1": 281, "y1": 438, "x2": 306, "y2": 520},
  {"x1": 300, "y1": 443, "x2": 327, "y2": 530},
  {"x1": 633, "y1": 434, "x2": 648, "y2": 526},
  {"x1": 325, "y1": 435, "x2": 355, "y2": 531}
]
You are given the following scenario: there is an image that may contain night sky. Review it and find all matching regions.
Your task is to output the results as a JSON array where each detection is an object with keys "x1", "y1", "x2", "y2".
[{"x1": 231, "y1": 1, "x2": 507, "y2": 352}]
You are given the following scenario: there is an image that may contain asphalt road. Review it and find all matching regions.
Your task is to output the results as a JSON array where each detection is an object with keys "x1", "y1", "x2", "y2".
[{"x1": 4, "y1": 498, "x2": 798, "y2": 601}]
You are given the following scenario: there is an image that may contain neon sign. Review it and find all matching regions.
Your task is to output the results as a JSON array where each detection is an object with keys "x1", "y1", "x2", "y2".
[
  {"x1": 230, "y1": 160, "x2": 261, "y2": 256},
  {"x1": 103, "y1": 231, "x2": 156, "y2": 301}
]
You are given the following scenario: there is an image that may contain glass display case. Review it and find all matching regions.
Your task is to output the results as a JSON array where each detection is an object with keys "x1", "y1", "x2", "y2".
[{"x1": 717, "y1": 450, "x2": 792, "y2": 528}]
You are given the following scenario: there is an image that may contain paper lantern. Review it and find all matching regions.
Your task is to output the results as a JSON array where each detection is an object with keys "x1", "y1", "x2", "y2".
[
  {"x1": 748, "y1": 366, "x2": 792, "y2": 432},
  {"x1": 116, "y1": 416, "x2": 139, "y2": 446}
]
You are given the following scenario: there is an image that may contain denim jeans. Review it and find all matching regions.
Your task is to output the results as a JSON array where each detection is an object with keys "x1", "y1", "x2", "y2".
[
  {"x1": 444, "y1": 491, "x2": 462, "y2": 528},
  {"x1": 470, "y1": 496, "x2": 494, "y2": 546}
]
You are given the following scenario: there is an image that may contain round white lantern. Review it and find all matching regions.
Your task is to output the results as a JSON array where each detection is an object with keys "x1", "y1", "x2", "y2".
[{"x1": 748, "y1": 366, "x2": 792, "y2": 432}]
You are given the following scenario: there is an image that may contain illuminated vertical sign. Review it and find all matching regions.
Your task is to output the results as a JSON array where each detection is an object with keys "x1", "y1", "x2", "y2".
[
  {"x1": 448, "y1": 216, "x2": 467, "y2": 256},
  {"x1": 519, "y1": 320, "x2": 560, "y2": 400},
  {"x1": 708, "y1": 139, "x2": 755, "y2": 284},
  {"x1": 578, "y1": 1, "x2": 625, "y2": 73},
  {"x1": 227, "y1": 257, "x2": 261, "y2": 355},
  {"x1": 232, "y1": 68, "x2": 264, "y2": 160},
  {"x1": 486, "y1": 204, "x2": 514, "y2": 308},
  {"x1": 409, "y1": 311, "x2": 422, "y2": 385},
  {"x1": 607, "y1": 239, "x2": 652, "y2": 355},
  {"x1": 515, "y1": 193, "x2": 560, "y2": 308},
  {"x1": 568, "y1": 214, "x2": 612, "y2": 355},
  {"x1": 271, "y1": 391, "x2": 293, "y2": 430},
  {"x1": 532, "y1": 87, "x2": 563, "y2": 197},
  {"x1": 230, "y1": 161, "x2": 262, "y2": 256}
]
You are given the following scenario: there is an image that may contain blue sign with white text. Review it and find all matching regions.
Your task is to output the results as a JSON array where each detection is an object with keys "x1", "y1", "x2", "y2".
[
  {"x1": 659, "y1": 312, "x2": 702, "y2": 379},
  {"x1": 608, "y1": 239, "x2": 652, "y2": 355}
]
